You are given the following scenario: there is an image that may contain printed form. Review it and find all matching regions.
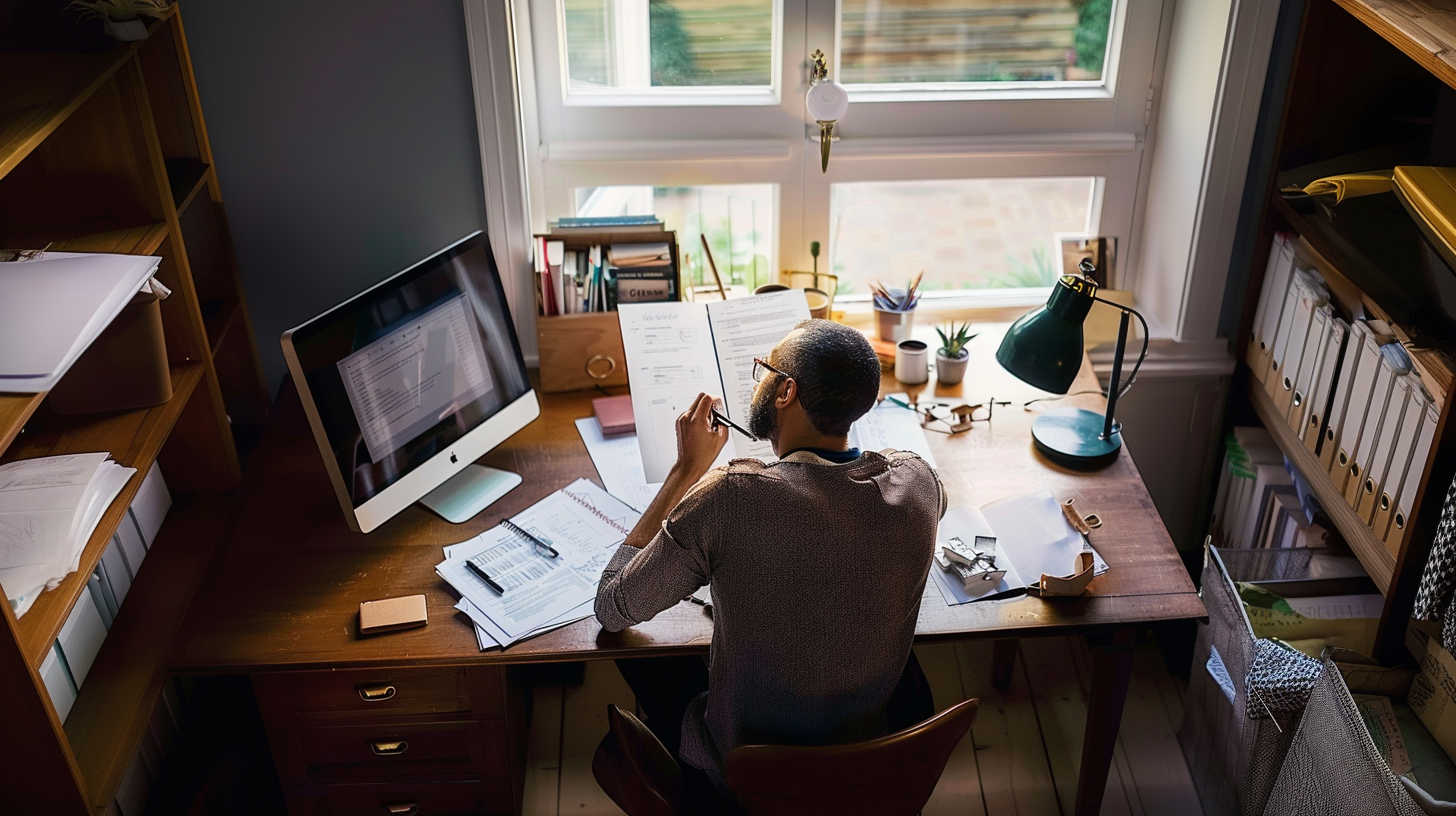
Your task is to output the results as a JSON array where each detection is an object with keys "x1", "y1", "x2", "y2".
[
  {"x1": 338, "y1": 294, "x2": 494, "y2": 462},
  {"x1": 620, "y1": 290, "x2": 810, "y2": 483}
]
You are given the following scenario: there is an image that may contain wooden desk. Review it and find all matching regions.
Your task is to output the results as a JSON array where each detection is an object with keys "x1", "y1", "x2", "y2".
[{"x1": 173, "y1": 329, "x2": 1203, "y2": 815}]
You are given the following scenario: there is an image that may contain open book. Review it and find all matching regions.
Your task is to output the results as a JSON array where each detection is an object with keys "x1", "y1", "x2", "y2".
[{"x1": 619, "y1": 290, "x2": 811, "y2": 483}]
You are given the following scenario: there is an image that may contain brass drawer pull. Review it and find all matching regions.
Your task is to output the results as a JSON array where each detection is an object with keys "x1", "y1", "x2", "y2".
[
  {"x1": 370, "y1": 739, "x2": 409, "y2": 756},
  {"x1": 357, "y1": 684, "x2": 396, "y2": 702},
  {"x1": 586, "y1": 354, "x2": 617, "y2": 379},
  {"x1": 383, "y1": 803, "x2": 419, "y2": 815}
]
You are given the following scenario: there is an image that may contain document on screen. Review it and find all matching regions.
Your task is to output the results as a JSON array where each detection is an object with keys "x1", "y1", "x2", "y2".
[{"x1": 337, "y1": 293, "x2": 494, "y2": 462}]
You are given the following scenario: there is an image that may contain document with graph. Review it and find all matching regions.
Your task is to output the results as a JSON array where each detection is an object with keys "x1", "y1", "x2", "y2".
[
  {"x1": 619, "y1": 290, "x2": 811, "y2": 482},
  {"x1": 436, "y1": 478, "x2": 640, "y2": 646}
]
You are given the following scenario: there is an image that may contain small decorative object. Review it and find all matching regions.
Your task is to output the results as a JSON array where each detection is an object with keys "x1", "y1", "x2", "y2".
[
  {"x1": 806, "y1": 50, "x2": 848, "y2": 173},
  {"x1": 934, "y1": 536, "x2": 1007, "y2": 590},
  {"x1": 67, "y1": 0, "x2": 169, "y2": 41},
  {"x1": 0, "y1": 243, "x2": 51, "y2": 263},
  {"x1": 933, "y1": 322, "x2": 977, "y2": 386},
  {"x1": 894, "y1": 339, "x2": 928, "y2": 385},
  {"x1": 871, "y1": 272, "x2": 922, "y2": 342}
]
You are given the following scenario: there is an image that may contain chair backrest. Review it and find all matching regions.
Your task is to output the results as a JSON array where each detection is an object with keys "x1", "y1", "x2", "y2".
[
  {"x1": 592, "y1": 704, "x2": 688, "y2": 816},
  {"x1": 724, "y1": 698, "x2": 979, "y2": 816}
]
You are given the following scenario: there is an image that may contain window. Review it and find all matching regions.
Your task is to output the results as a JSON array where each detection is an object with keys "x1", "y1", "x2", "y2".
[{"x1": 518, "y1": 0, "x2": 1164, "y2": 309}]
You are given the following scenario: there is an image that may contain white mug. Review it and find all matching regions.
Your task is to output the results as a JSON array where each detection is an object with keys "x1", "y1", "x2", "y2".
[{"x1": 895, "y1": 339, "x2": 929, "y2": 385}]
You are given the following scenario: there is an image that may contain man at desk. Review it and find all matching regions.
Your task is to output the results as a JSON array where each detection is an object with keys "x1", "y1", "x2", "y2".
[{"x1": 595, "y1": 319, "x2": 946, "y2": 801}]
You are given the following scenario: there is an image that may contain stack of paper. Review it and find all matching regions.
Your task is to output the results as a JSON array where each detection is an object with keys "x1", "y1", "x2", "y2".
[
  {"x1": 0, "y1": 252, "x2": 162, "y2": 393},
  {"x1": 0, "y1": 453, "x2": 137, "y2": 618},
  {"x1": 437, "y1": 479, "x2": 641, "y2": 649}
]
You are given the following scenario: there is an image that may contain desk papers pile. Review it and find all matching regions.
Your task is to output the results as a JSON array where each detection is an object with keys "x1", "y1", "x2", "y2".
[
  {"x1": 0, "y1": 453, "x2": 136, "y2": 617},
  {"x1": 0, "y1": 252, "x2": 162, "y2": 393},
  {"x1": 437, "y1": 479, "x2": 640, "y2": 649}
]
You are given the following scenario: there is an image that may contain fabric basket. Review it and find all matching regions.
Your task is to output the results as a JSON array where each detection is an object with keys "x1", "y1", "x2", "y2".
[{"x1": 1178, "y1": 545, "x2": 1323, "y2": 816}]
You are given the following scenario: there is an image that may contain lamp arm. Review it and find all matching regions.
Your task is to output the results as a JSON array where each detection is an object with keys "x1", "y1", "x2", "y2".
[{"x1": 1090, "y1": 295, "x2": 1150, "y2": 439}]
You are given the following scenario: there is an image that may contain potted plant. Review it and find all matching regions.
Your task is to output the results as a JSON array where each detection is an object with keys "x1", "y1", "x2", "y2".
[
  {"x1": 68, "y1": 0, "x2": 170, "y2": 42},
  {"x1": 934, "y1": 322, "x2": 977, "y2": 385}
]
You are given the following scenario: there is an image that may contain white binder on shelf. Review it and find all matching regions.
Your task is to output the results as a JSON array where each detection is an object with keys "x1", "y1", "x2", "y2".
[
  {"x1": 1322, "y1": 320, "x2": 1371, "y2": 469},
  {"x1": 1372, "y1": 383, "x2": 1430, "y2": 544},
  {"x1": 1384, "y1": 399, "x2": 1441, "y2": 556},
  {"x1": 1303, "y1": 316, "x2": 1347, "y2": 451},
  {"x1": 1266, "y1": 272, "x2": 1312, "y2": 402},
  {"x1": 57, "y1": 588, "x2": 108, "y2": 690},
  {"x1": 1250, "y1": 233, "x2": 1296, "y2": 379},
  {"x1": 1346, "y1": 346, "x2": 1408, "y2": 507},
  {"x1": 99, "y1": 537, "x2": 132, "y2": 608},
  {"x1": 1274, "y1": 273, "x2": 1327, "y2": 415},
  {"x1": 1331, "y1": 327, "x2": 1383, "y2": 491},
  {"x1": 39, "y1": 644, "x2": 75, "y2": 723},
  {"x1": 1357, "y1": 372, "x2": 1413, "y2": 522},
  {"x1": 1288, "y1": 304, "x2": 1331, "y2": 428}
]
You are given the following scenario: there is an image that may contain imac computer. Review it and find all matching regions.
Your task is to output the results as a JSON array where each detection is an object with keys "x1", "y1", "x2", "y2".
[{"x1": 281, "y1": 232, "x2": 540, "y2": 533}]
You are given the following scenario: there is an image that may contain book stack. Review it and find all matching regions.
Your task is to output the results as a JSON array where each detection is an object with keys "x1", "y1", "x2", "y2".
[
  {"x1": 1211, "y1": 427, "x2": 1335, "y2": 550},
  {"x1": 1248, "y1": 232, "x2": 1441, "y2": 557},
  {"x1": 534, "y1": 216, "x2": 677, "y2": 315}
]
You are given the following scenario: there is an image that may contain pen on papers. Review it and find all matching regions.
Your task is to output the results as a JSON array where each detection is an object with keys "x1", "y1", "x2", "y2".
[
  {"x1": 501, "y1": 518, "x2": 559, "y2": 558},
  {"x1": 710, "y1": 408, "x2": 756, "y2": 441},
  {"x1": 465, "y1": 559, "x2": 506, "y2": 594}
]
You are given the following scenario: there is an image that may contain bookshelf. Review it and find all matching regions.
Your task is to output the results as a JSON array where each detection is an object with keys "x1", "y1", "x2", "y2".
[
  {"x1": 1232, "y1": 0, "x2": 1456, "y2": 665},
  {"x1": 0, "y1": 8, "x2": 266, "y2": 813}
]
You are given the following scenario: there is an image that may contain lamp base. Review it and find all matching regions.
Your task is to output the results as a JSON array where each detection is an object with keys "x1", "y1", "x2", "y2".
[{"x1": 1031, "y1": 408, "x2": 1122, "y2": 468}]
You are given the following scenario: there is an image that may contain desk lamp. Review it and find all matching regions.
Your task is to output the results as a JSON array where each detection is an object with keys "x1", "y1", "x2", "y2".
[{"x1": 995, "y1": 261, "x2": 1148, "y2": 466}]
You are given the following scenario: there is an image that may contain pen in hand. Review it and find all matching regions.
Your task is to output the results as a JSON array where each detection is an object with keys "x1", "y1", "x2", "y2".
[
  {"x1": 710, "y1": 408, "x2": 756, "y2": 441},
  {"x1": 466, "y1": 559, "x2": 505, "y2": 594}
]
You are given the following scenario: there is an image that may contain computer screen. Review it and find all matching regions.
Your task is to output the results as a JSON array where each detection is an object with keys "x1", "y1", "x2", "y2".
[{"x1": 282, "y1": 233, "x2": 532, "y2": 527}]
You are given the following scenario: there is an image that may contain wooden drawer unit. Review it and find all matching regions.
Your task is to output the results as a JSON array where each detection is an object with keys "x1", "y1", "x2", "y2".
[
  {"x1": 272, "y1": 718, "x2": 508, "y2": 786},
  {"x1": 285, "y1": 780, "x2": 514, "y2": 816},
  {"x1": 254, "y1": 666, "x2": 503, "y2": 724}
]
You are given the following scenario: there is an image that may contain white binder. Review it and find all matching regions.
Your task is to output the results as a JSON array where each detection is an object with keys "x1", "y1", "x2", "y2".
[
  {"x1": 1249, "y1": 233, "x2": 1295, "y2": 378},
  {"x1": 1358, "y1": 372, "x2": 1413, "y2": 521},
  {"x1": 40, "y1": 644, "x2": 76, "y2": 723},
  {"x1": 1346, "y1": 347, "x2": 1407, "y2": 506},
  {"x1": 57, "y1": 588, "x2": 108, "y2": 690},
  {"x1": 1374, "y1": 383, "x2": 1430, "y2": 546},
  {"x1": 1303, "y1": 316, "x2": 1347, "y2": 450},
  {"x1": 1385, "y1": 400, "x2": 1440, "y2": 555},
  {"x1": 1263, "y1": 268, "x2": 1310, "y2": 399},
  {"x1": 1330, "y1": 327, "x2": 1383, "y2": 492},
  {"x1": 1288, "y1": 304, "x2": 1331, "y2": 427},
  {"x1": 1322, "y1": 320, "x2": 1371, "y2": 469}
]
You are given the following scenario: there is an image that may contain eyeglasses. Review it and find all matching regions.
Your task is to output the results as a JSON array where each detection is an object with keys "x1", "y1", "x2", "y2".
[{"x1": 752, "y1": 357, "x2": 792, "y2": 383}]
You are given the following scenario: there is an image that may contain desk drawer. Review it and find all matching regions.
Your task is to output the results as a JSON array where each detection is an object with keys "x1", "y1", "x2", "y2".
[
  {"x1": 255, "y1": 667, "x2": 502, "y2": 724},
  {"x1": 285, "y1": 780, "x2": 513, "y2": 816},
  {"x1": 281, "y1": 719, "x2": 507, "y2": 784}
]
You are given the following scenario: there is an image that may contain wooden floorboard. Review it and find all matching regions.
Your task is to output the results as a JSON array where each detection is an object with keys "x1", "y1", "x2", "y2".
[
  {"x1": 529, "y1": 637, "x2": 1201, "y2": 816},
  {"x1": 917, "y1": 643, "x2": 988, "y2": 816}
]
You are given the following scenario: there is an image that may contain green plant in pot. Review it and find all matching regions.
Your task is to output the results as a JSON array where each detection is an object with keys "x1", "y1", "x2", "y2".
[
  {"x1": 934, "y1": 322, "x2": 978, "y2": 386},
  {"x1": 68, "y1": 0, "x2": 170, "y2": 42}
]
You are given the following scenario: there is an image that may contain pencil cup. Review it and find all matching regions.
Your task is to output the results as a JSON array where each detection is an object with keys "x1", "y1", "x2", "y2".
[
  {"x1": 876, "y1": 308, "x2": 915, "y2": 343},
  {"x1": 895, "y1": 340, "x2": 930, "y2": 385}
]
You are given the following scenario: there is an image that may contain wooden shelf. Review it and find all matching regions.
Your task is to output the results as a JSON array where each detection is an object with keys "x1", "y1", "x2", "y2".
[
  {"x1": 200, "y1": 296, "x2": 240, "y2": 357},
  {"x1": 0, "y1": 221, "x2": 167, "y2": 256},
  {"x1": 0, "y1": 47, "x2": 132, "y2": 179},
  {"x1": 1334, "y1": 0, "x2": 1456, "y2": 93},
  {"x1": 0, "y1": 394, "x2": 45, "y2": 455},
  {"x1": 63, "y1": 494, "x2": 232, "y2": 811},
  {"x1": 1247, "y1": 380, "x2": 1396, "y2": 593},
  {"x1": 4, "y1": 362, "x2": 204, "y2": 668},
  {"x1": 164, "y1": 157, "x2": 210, "y2": 214}
]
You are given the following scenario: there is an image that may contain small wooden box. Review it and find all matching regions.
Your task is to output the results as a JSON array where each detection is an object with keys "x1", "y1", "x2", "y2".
[{"x1": 537, "y1": 312, "x2": 628, "y2": 393}]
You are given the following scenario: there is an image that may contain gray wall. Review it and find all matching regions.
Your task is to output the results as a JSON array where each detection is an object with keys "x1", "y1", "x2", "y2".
[{"x1": 184, "y1": 1, "x2": 488, "y2": 392}]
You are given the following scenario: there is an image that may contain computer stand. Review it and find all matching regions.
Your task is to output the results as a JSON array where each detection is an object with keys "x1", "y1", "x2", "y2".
[{"x1": 419, "y1": 464, "x2": 522, "y2": 523}]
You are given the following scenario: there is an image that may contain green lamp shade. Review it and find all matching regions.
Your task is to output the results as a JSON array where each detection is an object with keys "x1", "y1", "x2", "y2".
[{"x1": 995, "y1": 276, "x2": 1095, "y2": 394}]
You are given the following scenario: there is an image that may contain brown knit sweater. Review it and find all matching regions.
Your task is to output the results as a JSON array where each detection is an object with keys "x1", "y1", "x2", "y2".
[{"x1": 594, "y1": 449, "x2": 945, "y2": 781}]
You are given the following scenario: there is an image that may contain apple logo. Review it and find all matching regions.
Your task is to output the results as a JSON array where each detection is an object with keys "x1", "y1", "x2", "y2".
[{"x1": 450, "y1": 452, "x2": 458, "y2": 464}]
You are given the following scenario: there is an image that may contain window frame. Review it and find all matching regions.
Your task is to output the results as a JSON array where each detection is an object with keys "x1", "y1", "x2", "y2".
[{"x1": 516, "y1": 0, "x2": 1170, "y2": 315}]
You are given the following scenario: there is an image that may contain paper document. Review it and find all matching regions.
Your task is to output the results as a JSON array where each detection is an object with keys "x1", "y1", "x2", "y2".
[
  {"x1": 1284, "y1": 594, "x2": 1384, "y2": 620},
  {"x1": 620, "y1": 290, "x2": 810, "y2": 482},
  {"x1": 0, "y1": 252, "x2": 161, "y2": 392},
  {"x1": 338, "y1": 294, "x2": 495, "y2": 462},
  {"x1": 437, "y1": 479, "x2": 640, "y2": 646},
  {"x1": 850, "y1": 398, "x2": 937, "y2": 467},
  {"x1": 980, "y1": 491, "x2": 1108, "y2": 582},
  {"x1": 574, "y1": 418, "x2": 732, "y2": 513},
  {"x1": 928, "y1": 505, "x2": 1026, "y2": 605}
]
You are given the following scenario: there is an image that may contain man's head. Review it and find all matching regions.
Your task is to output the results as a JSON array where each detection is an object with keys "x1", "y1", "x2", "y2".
[{"x1": 747, "y1": 319, "x2": 882, "y2": 446}]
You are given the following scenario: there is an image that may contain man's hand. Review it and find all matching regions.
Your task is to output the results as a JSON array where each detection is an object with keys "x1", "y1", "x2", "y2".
[{"x1": 673, "y1": 392, "x2": 729, "y2": 483}]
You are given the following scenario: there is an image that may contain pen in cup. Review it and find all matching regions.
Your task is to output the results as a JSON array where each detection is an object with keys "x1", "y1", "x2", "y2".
[{"x1": 465, "y1": 559, "x2": 505, "y2": 594}]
